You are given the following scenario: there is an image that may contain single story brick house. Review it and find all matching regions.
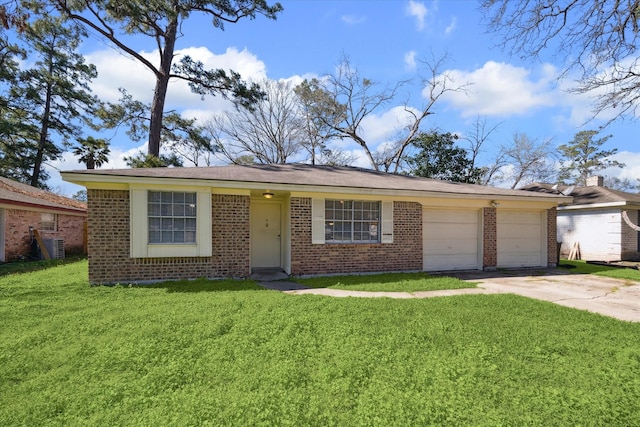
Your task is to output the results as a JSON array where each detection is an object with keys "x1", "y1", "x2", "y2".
[
  {"x1": 61, "y1": 164, "x2": 567, "y2": 284},
  {"x1": 0, "y1": 177, "x2": 87, "y2": 262},
  {"x1": 522, "y1": 176, "x2": 640, "y2": 261}
]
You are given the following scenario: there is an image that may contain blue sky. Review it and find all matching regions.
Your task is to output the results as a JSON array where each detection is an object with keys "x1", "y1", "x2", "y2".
[{"x1": 49, "y1": 0, "x2": 640, "y2": 195}]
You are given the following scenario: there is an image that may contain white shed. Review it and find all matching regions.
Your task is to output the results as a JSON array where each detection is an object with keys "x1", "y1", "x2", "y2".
[{"x1": 522, "y1": 177, "x2": 640, "y2": 262}]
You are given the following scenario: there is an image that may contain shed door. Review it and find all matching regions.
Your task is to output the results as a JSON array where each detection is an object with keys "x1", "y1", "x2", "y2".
[
  {"x1": 423, "y1": 209, "x2": 480, "y2": 271},
  {"x1": 497, "y1": 210, "x2": 545, "y2": 268}
]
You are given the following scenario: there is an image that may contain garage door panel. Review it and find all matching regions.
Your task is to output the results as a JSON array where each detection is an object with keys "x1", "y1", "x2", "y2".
[
  {"x1": 423, "y1": 209, "x2": 480, "y2": 271},
  {"x1": 497, "y1": 210, "x2": 544, "y2": 268}
]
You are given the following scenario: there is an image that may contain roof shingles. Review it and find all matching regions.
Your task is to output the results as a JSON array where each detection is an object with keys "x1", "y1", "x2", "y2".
[
  {"x1": 62, "y1": 164, "x2": 566, "y2": 200},
  {"x1": 0, "y1": 177, "x2": 86, "y2": 213}
]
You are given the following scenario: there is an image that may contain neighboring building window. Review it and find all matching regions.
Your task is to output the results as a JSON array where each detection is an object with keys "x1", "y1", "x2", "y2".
[
  {"x1": 325, "y1": 200, "x2": 380, "y2": 243},
  {"x1": 40, "y1": 213, "x2": 57, "y2": 231},
  {"x1": 148, "y1": 191, "x2": 197, "y2": 244}
]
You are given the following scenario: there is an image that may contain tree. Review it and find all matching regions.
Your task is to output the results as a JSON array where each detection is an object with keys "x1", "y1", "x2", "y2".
[
  {"x1": 162, "y1": 114, "x2": 215, "y2": 167},
  {"x1": 294, "y1": 79, "x2": 339, "y2": 165},
  {"x1": 461, "y1": 116, "x2": 505, "y2": 185},
  {"x1": 124, "y1": 152, "x2": 183, "y2": 168},
  {"x1": 406, "y1": 131, "x2": 484, "y2": 183},
  {"x1": 11, "y1": 14, "x2": 99, "y2": 187},
  {"x1": 558, "y1": 130, "x2": 624, "y2": 185},
  {"x1": 53, "y1": 0, "x2": 283, "y2": 158},
  {"x1": 482, "y1": 0, "x2": 640, "y2": 122},
  {"x1": 73, "y1": 136, "x2": 110, "y2": 169},
  {"x1": 207, "y1": 79, "x2": 304, "y2": 164},
  {"x1": 297, "y1": 54, "x2": 466, "y2": 172},
  {"x1": 502, "y1": 133, "x2": 556, "y2": 189},
  {"x1": 0, "y1": 0, "x2": 29, "y2": 31},
  {"x1": 604, "y1": 177, "x2": 640, "y2": 193}
]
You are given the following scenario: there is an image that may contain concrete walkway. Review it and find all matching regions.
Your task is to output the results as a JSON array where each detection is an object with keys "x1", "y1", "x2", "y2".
[{"x1": 278, "y1": 271, "x2": 640, "y2": 322}]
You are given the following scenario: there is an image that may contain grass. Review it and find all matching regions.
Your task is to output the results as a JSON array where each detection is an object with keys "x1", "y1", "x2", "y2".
[
  {"x1": 2, "y1": 260, "x2": 640, "y2": 426},
  {"x1": 293, "y1": 272, "x2": 477, "y2": 292},
  {"x1": 560, "y1": 259, "x2": 640, "y2": 281}
]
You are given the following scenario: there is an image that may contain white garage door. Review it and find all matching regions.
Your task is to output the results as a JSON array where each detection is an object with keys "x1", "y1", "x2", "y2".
[
  {"x1": 497, "y1": 210, "x2": 545, "y2": 268},
  {"x1": 423, "y1": 209, "x2": 480, "y2": 271}
]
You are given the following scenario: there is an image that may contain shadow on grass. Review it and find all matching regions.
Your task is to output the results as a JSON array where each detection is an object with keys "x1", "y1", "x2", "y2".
[
  {"x1": 0, "y1": 256, "x2": 87, "y2": 277},
  {"x1": 134, "y1": 278, "x2": 268, "y2": 293},
  {"x1": 296, "y1": 272, "x2": 434, "y2": 289}
]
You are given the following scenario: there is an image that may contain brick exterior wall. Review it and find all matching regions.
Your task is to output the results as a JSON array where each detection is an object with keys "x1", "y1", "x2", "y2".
[
  {"x1": 211, "y1": 194, "x2": 251, "y2": 277},
  {"x1": 3, "y1": 208, "x2": 85, "y2": 261},
  {"x1": 621, "y1": 209, "x2": 640, "y2": 261},
  {"x1": 482, "y1": 207, "x2": 497, "y2": 269},
  {"x1": 289, "y1": 198, "x2": 422, "y2": 276},
  {"x1": 87, "y1": 190, "x2": 251, "y2": 284},
  {"x1": 547, "y1": 207, "x2": 558, "y2": 267}
]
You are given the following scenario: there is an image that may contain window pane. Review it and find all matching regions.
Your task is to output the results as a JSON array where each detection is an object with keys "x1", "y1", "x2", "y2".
[
  {"x1": 149, "y1": 231, "x2": 161, "y2": 243},
  {"x1": 148, "y1": 191, "x2": 197, "y2": 245},
  {"x1": 184, "y1": 193, "x2": 196, "y2": 204},
  {"x1": 149, "y1": 218, "x2": 161, "y2": 231},
  {"x1": 149, "y1": 191, "x2": 161, "y2": 202},
  {"x1": 173, "y1": 204, "x2": 185, "y2": 216},
  {"x1": 148, "y1": 203, "x2": 161, "y2": 216},
  {"x1": 185, "y1": 204, "x2": 196, "y2": 217}
]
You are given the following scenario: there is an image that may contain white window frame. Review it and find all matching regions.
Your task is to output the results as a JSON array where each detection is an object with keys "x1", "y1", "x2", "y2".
[
  {"x1": 130, "y1": 187, "x2": 212, "y2": 258},
  {"x1": 147, "y1": 191, "x2": 198, "y2": 245},
  {"x1": 324, "y1": 199, "x2": 381, "y2": 243},
  {"x1": 40, "y1": 212, "x2": 57, "y2": 232},
  {"x1": 312, "y1": 198, "x2": 393, "y2": 244}
]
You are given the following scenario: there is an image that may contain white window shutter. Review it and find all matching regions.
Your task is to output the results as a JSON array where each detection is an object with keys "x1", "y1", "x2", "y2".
[
  {"x1": 381, "y1": 201, "x2": 393, "y2": 243},
  {"x1": 311, "y1": 198, "x2": 325, "y2": 244}
]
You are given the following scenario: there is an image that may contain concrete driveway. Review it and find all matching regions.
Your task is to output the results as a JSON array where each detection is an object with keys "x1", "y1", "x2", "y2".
[{"x1": 286, "y1": 269, "x2": 640, "y2": 322}]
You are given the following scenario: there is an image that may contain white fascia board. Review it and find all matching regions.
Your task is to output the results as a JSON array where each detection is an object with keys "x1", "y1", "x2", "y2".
[{"x1": 558, "y1": 201, "x2": 635, "y2": 211}]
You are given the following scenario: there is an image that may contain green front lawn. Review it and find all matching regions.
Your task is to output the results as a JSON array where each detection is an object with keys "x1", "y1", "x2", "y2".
[
  {"x1": 2, "y1": 260, "x2": 640, "y2": 426},
  {"x1": 294, "y1": 272, "x2": 477, "y2": 292},
  {"x1": 560, "y1": 259, "x2": 640, "y2": 281}
]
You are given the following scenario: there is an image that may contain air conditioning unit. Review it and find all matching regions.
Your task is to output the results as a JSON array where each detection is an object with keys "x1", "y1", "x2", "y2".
[{"x1": 42, "y1": 238, "x2": 65, "y2": 260}]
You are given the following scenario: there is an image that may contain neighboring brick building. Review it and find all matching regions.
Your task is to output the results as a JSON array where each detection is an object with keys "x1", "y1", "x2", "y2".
[
  {"x1": 61, "y1": 164, "x2": 566, "y2": 284},
  {"x1": 0, "y1": 177, "x2": 87, "y2": 262},
  {"x1": 523, "y1": 177, "x2": 640, "y2": 262}
]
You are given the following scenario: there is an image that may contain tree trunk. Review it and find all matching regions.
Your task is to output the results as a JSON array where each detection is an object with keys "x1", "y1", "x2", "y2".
[
  {"x1": 31, "y1": 81, "x2": 53, "y2": 187},
  {"x1": 147, "y1": 18, "x2": 178, "y2": 158}
]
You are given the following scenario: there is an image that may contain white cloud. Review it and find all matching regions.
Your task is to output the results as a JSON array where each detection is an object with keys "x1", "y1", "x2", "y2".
[
  {"x1": 341, "y1": 15, "x2": 366, "y2": 25},
  {"x1": 441, "y1": 61, "x2": 557, "y2": 117},
  {"x1": 360, "y1": 106, "x2": 420, "y2": 144},
  {"x1": 444, "y1": 16, "x2": 457, "y2": 35},
  {"x1": 406, "y1": 0, "x2": 428, "y2": 31},
  {"x1": 86, "y1": 46, "x2": 267, "y2": 112},
  {"x1": 47, "y1": 143, "x2": 148, "y2": 197},
  {"x1": 404, "y1": 51, "x2": 417, "y2": 72},
  {"x1": 608, "y1": 151, "x2": 640, "y2": 181}
]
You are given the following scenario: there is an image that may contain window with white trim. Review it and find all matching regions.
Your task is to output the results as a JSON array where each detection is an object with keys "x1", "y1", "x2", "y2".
[
  {"x1": 40, "y1": 213, "x2": 57, "y2": 231},
  {"x1": 148, "y1": 191, "x2": 197, "y2": 244},
  {"x1": 325, "y1": 199, "x2": 380, "y2": 243}
]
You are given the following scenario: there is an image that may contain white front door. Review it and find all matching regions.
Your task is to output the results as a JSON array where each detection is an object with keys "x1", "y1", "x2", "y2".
[{"x1": 251, "y1": 201, "x2": 282, "y2": 268}]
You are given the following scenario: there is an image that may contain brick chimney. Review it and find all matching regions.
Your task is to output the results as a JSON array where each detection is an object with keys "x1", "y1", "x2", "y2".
[{"x1": 586, "y1": 176, "x2": 604, "y2": 187}]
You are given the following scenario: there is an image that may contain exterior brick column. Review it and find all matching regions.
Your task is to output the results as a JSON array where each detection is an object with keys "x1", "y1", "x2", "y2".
[{"x1": 483, "y1": 207, "x2": 497, "y2": 270}]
